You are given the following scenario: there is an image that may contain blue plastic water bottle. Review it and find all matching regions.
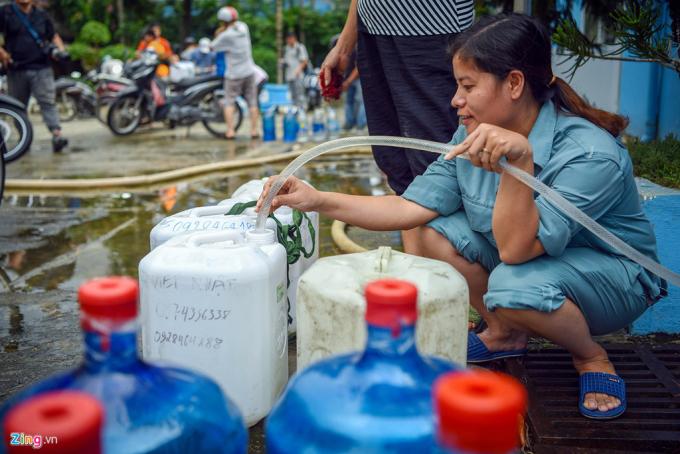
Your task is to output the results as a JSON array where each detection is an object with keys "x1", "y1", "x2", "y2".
[
  {"x1": 0, "y1": 277, "x2": 247, "y2": 454},
  {"x1": 266, "y1": 279, "x2": 458, "y2": 453},
  {"x1": 312, "y1": 107, "x2": 326, "y2": 141},
  {"x1": 262, "y1": 107, "x2": 277, "y2": 141},
  {"x1": 3, "y1": 391, "x2": 104, "y2": 453},
  {"x1": 283, "y1": 107, "x2": 299, "y2": 143},
  {"x1": 433, "y1": 371, "x2": 527, "y2": 453}
]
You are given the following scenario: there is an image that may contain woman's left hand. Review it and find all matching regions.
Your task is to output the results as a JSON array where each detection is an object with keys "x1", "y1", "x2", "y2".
[{"x1": 445, "y1": 123, "x2": 532, "y2": 172}]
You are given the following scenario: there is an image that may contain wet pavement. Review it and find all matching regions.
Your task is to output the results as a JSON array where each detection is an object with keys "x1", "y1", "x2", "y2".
[{"x1": 1, "y1": 116, "x2": 397, "y2": 452}]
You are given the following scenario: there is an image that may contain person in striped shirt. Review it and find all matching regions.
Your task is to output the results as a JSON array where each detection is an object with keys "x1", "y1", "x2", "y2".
[{"x1": 321, "y1": 0, "x2": 474, "y2": 255}]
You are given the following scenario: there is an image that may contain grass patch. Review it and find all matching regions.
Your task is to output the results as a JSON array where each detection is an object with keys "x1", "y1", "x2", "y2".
[{"x1": 627, "y1": 135, "x2": 680, "y2": 188}]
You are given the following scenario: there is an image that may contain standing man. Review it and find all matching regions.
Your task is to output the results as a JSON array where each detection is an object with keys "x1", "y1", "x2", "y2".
[
  {"x1": 211, "y1": 6, "x2": 260, "y2": 140},
  {"x1": 0, "y1": 0, "x2": 68, "y2": 153},
  {"x1": 282, "y1": 32, "x2": 309, "y2": 109},
  {"x1": 321, "y1": 0, "x2": 474, "y2": 254}
]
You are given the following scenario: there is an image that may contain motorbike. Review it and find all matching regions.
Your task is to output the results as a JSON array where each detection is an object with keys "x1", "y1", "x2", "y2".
[
  {"x1": 0, "y1": 93, "x2": 33, "y2": 163},
  {"x1": 106, "y1": 51, "x2": 242, "y2": 137},
  {"x1": 0, "y1": 131, "x2": 6, "y2": 205},
  {"x1": 54, "y1": 72, "x2": 98, "y2": 122}
]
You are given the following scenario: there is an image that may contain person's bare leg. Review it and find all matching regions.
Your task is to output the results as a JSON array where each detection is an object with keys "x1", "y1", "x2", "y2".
[
  {"x1": 401, "y1": 227, "x2": 421, "y2": 255},
  {"x1": 250, "y1": 106, "x2": 260, "y2": 137},
  {"x1": 495, "y1": 302, "x2": 621, "y2": 413},
  {"x1": 419, "y1": 226, "x2": 527, "y2": 351},
  {"x1": 223, "y1": 105, "x2": 235, "y2": 138}
]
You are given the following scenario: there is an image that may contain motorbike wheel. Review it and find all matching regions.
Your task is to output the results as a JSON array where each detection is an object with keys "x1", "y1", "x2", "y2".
[
  {"x1": 0, "y1": 104, "x2": 33, "y2": 163},
  {"x1": 57, "y1": 93, "x2": 78, "y2": 122},
  {"x1": 107, "y1": 94, "x2": 142, "y2": 136},
  {"x1": 200, "y1": 91, "x2": 243, "y2": 139}
]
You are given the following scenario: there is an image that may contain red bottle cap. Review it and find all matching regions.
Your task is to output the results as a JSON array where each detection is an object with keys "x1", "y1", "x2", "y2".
[
  {"x1": 435, "y1": 371, "x2": 527, "y2": 454},
  {"x1": 364, "y1": 279, "x2": 417, "y2": 328},
  {"x1": 3, "y1": 391, "x2": 103, "y2": 453},
  {"x1": 78, "y1": 276, "x2": 138, "y2": 320}
]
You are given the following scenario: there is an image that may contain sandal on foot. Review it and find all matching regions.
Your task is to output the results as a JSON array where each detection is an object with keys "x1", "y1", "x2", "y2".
[
  {"x1": 578, "y1": 372, "x2": 626, "y2": 420},
  {"x1": 467, "y1": 332, "x2": 527, "y2": 364}
]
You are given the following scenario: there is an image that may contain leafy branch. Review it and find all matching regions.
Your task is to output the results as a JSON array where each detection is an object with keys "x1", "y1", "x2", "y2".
[{"x1": 553, "y1": 0, "x2": 680, "y2": 79}]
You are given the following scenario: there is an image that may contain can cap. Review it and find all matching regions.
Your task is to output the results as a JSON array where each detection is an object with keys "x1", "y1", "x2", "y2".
[
  {"x1": 364, "y1": 279, "x2": 417, "y2": 328},
  {"x1": 3, "y1": 391, "x2": 103, "y2": 454},
  {"x1": 78, "y1": 276, "x2": 138, "y2": 320},
  {"x1": 435, "y1": 371, "x2": 527, "y2": 454}
]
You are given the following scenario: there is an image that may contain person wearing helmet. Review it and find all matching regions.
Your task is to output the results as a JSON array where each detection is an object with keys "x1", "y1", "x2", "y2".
[{"x1": 212, "y1": 6, "x2": 260, "y2": 139}]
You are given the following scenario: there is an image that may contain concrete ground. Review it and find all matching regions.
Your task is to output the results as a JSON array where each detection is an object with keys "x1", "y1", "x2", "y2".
[{"x1": 1, "y1": 113, "x2": 385, "y2": 453}]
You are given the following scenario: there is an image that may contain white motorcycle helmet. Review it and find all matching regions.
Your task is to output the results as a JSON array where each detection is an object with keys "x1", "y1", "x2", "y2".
[{"x1": 217, "y1": 6, "x2": 238, "y2": 23}]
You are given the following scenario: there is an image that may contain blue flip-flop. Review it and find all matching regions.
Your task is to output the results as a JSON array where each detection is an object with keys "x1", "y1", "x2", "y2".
[
  {"x1": 466, "y1": 331, "x2": 528, "y2": 364},
  {"x1": 579, "y1": 372, "x2": 627, "y2": 420}
]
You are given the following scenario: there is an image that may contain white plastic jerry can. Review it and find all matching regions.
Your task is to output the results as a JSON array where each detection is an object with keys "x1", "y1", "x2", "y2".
[
  {"x1": 149, "y1": 203, "x2": 278, "y2": 250},
  {"x1": 222, "y1": 177, "x2": 320, "y2": 334},
  {"x1": 296, "y1": 247, "x2": 470, "y2": 370},
  {"x1": 139, "y1": 229, "x2": 288, "y2": 427}
]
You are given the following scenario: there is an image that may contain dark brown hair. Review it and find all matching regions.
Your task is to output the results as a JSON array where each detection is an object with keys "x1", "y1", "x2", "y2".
[{"x1": 449, "y1": 13, "x2": 628, "y2": 137}]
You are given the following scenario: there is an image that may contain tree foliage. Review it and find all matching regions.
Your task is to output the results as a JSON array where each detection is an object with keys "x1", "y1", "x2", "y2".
[
  {"x1": 553, "y1": 0, "x2": 680, "y2": 78},
  {"x1": 48, "y1": 0, "x2": 347, "y2": 80}
]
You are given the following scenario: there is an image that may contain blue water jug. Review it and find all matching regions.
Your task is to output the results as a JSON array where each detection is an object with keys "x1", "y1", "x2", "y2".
[
  {"x1": 266, "y1": 279, "x2": 458, "y2": 453},
  {"x1": 262, "y1": 107, "x2": 277, "y2": 141},
  {"x1": 0, "y1": 277, "x2": 247, "y2": 454},
  {"x1": 433, "y1": 371, "x2": 527, "y2": 453},
  {"x1": 283, "y1": 107, "x2": 299, "y2": 143},
  {"x1": 3, "y1": 391, "x2": 103, "y2": 453}
]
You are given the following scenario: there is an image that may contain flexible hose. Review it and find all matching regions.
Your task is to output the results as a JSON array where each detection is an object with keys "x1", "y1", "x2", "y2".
[{"x1": 256, "y1": 136, "x2": 680, "y2": 288}]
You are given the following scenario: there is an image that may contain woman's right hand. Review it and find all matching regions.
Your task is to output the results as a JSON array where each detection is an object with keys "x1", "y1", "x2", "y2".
[
  {"x1": 256, "y1": 176, "x2": 324, "y2": 214},
  {"x1": 320, "y1": 44, "x2": 352, "y2": 89}
]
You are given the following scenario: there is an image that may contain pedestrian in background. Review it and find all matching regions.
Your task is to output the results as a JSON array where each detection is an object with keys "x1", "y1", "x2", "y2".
[
  {"x1": 321, "y1": 0, "x2": 474, "y2": 254},
  {"x1": 282, "y1": 31, "x2": 309, "y2": 109},
  {"x1": 211, "y1": 6, "x2": 260, "y2": 140},
  {"x1": 190, "y1": 38, "x2": 216, "y2": 75},
  {"x1": 0, "y1": 0, "x2": 69, "y2": 152}
]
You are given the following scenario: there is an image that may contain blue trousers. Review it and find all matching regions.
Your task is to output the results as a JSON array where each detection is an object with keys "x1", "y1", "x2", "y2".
[{"x1": 343, "y1": 80, "x2": 366, "y2": 129}]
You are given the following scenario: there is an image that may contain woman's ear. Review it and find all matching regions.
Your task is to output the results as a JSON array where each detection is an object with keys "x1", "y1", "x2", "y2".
[{"x1": 507, "y1": 70, "x2": 526, "y2": 100}]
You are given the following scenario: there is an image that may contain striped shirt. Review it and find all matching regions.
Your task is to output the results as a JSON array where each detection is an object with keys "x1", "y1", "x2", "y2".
[{"x1": 357, "y1": 0, "x2": 474, "y2": 36}]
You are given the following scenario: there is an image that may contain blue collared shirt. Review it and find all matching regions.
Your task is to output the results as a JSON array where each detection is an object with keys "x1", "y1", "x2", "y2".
[{"x1": 402, "y1": 100, "x2": 664, "y2": 299}]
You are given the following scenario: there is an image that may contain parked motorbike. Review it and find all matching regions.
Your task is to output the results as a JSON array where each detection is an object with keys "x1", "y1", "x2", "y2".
[
  {"x1": 54, "y1": 72, "x2": 98, "y2": 122},
  {"x1": 106, "y1": 51, "x2": 242, "y2": 137},
  {"x1": 0, "y1": 93, "x2": 33, "y2": 163}
]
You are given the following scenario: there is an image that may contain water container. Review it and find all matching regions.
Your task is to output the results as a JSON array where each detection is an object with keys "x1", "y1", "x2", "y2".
[
  {"x1": 297, "y1": 247, "x2": 469, "y2": 370},
  {"x1": 149, "y1": 203, "x2": 277, "y2": 250},
  {"x1": 225, "y1": 177, "x2": 320, "y2": 333},
  {"x1": 312, "y1": 107, "x2": 326, "y2": 141},
  {"x1": 266, "y1": 279, "x2": 459, "y2": 453},
  {"x1": 326, "y1": 106, "x2": 340, "y2": 140},
  {"x1": 262, "y1": 106, "x2": 277, "y2": 142},
  {"x1": 434, "y1": 371, "x2": 527, "y2": 453},
  {"x1": 0, "y1": 277, "x2": 247, "y2": 454},
  {"x1": 3, "y1": 391, "x2": 103, "y2": 453},
  {"x1": 139, "y1": 229, "x2": 288, "y2": 426},
  {"x1": 297, "y1": 109, "x2": 309, "y2": 143},
  {"x1": 282, "y1": 106, "x2": 299, "y2": 143}
]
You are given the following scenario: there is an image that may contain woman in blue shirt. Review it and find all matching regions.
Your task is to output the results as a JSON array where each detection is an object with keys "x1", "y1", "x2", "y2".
[{"x1": 257, "y1": 14, "x2": 666, "y2": 419}]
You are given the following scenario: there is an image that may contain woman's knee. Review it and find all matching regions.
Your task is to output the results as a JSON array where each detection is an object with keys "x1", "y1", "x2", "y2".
[{"x1": 420, "y1": 226, "x2": 460, "y2": 259}]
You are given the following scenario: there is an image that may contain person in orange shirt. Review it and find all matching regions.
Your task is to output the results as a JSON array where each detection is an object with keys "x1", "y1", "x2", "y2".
[{"x1": 136, "y1": 24, "x2": 176, "y2": 78}]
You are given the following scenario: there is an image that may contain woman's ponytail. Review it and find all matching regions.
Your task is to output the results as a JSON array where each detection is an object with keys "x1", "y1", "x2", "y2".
[{"x1": 552, "y1": 77, "x2": 629, "y2": 137}]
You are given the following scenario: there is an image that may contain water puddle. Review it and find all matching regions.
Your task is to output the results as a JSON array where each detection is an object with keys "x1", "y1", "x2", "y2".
[{"x1": 1, "y1": 155, "x2": 399, "y2": 294}]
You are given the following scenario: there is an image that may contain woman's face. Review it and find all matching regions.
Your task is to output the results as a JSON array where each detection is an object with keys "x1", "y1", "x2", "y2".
[{"x1": 451, "y1": 55, "x2": 516, "y2": 134}]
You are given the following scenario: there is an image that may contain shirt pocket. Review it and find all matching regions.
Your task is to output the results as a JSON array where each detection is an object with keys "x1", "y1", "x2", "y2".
[{"x1": 462, "y1": 195, "x2": 494, "y2": 233}]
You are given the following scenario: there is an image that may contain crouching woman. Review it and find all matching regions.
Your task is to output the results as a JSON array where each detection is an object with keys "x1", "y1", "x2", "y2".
[{"x1": 257, "y1": 13, "x2": 666, "y2": 419}]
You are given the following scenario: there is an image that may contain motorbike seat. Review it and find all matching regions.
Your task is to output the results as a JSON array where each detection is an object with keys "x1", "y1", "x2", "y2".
[{"x1": 171, "y1": 74, "x2": 222, "y2": 89}]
